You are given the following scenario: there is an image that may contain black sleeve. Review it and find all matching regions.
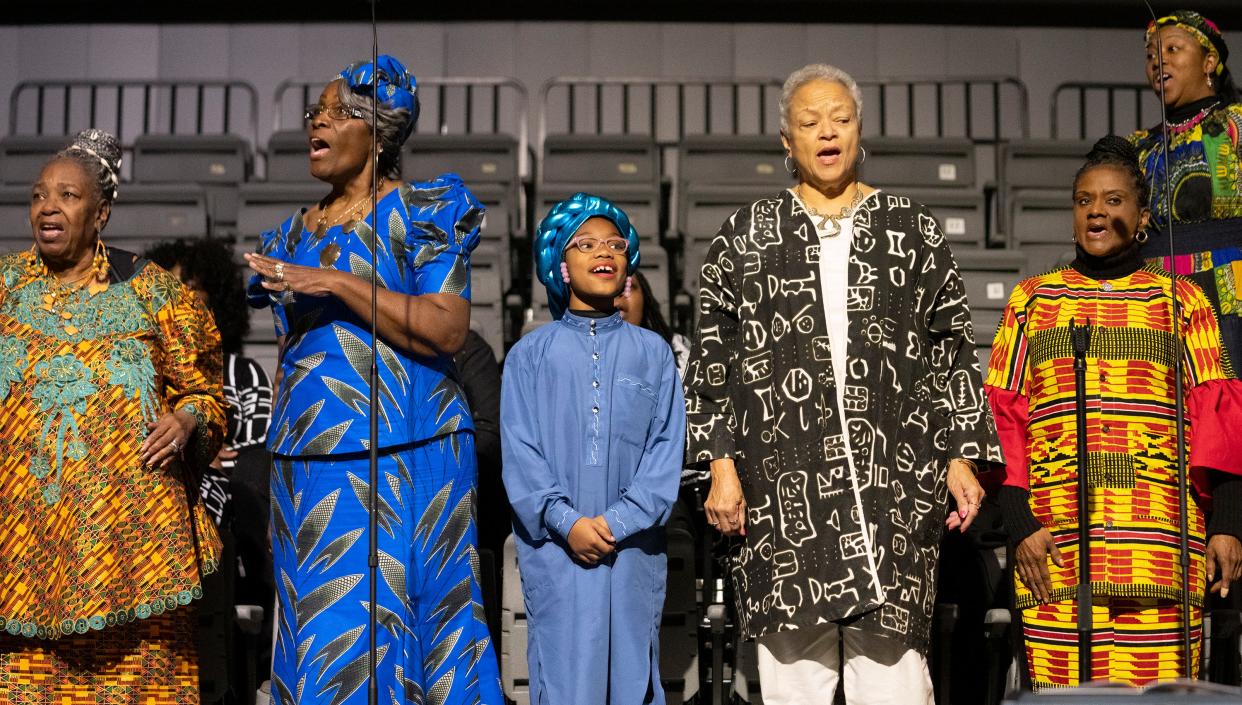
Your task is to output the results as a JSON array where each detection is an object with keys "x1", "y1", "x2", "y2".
[
  {"x1": 1208, "y1": 472, "x2": 1242, "y2": 541},
  {"x1": 997, "y1": 484, "x2": 1043, "y2": 547},
  {"x1": 455, "y1": 330, "x2": 502, "y2": 472}
]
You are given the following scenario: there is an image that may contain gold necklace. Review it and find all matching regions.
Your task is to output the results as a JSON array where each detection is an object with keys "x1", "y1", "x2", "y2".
[
  {"x1": 41, "y1": 270, "x2": 93, "y2": 334},
  {"x1": 313, "y1": 180, "x2": 385, "y2": 237},
  {"x1": 799, "y1": 184, "x2": 864, "y2": 238}
]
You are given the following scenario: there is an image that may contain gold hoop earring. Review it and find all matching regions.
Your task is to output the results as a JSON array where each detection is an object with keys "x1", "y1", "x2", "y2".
[{"x1": 1135, "y1": 229, "x2": 1149, "y2": 245}]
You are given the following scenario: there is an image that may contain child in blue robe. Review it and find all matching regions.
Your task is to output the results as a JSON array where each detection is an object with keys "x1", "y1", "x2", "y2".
[{"x1": 501, "y1": 192, "x2": 686, "y2": 705}]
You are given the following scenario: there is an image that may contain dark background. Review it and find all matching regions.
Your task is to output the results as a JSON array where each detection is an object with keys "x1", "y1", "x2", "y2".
[{"x1": 9, "y1": 0, "x2": 1242, "y2": 27}]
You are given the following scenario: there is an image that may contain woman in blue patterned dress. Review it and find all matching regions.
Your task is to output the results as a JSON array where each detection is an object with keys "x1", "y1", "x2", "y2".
[{"x1": 244, "y1": 55, "x2": 502, "y2": 705}]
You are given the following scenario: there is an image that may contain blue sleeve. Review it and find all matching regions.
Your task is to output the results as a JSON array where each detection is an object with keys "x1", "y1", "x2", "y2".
[
  {"x1": 604, "y1": 344, "x2": 686, "y2": 542},
  {"x1": 246, "y1": 224, "x2": 290, "y2": 338},
  {"x1": 500, "y1": 344, "x2": 583, "y2": 542},
  {"x1": 405, "y1": 176, "x2": 486, "y2": 300}
]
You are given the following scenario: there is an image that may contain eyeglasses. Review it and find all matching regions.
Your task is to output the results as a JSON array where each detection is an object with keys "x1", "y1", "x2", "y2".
[
  {"x1": 567, "y1": 237, "x2": 629, "y2": 254},
  {"x1": 304, "y1": 103, "x2": 366, "y2": 121}
]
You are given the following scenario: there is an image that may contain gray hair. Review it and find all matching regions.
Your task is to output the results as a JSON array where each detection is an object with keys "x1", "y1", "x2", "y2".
[
  {"x1": 779, "y1": 63, "x2": 864, "y2": 132},
  {"x1": 55, "y1": 128, "x2": 122, "y2": 204},
  {"x1": 334, "y1": 79, "x2": 412, "y2": 180}
]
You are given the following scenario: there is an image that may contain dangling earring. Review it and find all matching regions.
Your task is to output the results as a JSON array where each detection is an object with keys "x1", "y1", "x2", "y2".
[
  {"x1": 784, "y1": 154, "x2": 797, "y2": 176},
  {"x1": 87, "y1": 239, "x2": 109, "y2": 295},
  {"x1": 1135, "y1": 229, "x2": 1150, "y2": 244},
  {"x1": 1207, "y1": 74, "x2": 1215, "y2": 91},
  {"x1": 560, "y1": 261, "x2": 571, "y2": 284},
  {"x1": 622, "y1": 276, "x2": 633, "y2": 298},
  {"x1": 859, "y1": 145, "x2": 867, "y2": 164}
]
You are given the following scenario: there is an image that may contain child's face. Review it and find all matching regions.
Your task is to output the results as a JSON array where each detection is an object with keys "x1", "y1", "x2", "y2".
[{"x1": 564, "y1": 216, "x2": 629, "y2": 306}]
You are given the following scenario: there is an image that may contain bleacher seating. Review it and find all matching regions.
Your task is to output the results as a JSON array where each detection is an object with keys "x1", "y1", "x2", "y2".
[
  {"x1": 470, "y1": 244, "x2": 506, "y2": 354},
  {"x1": 0, "y1": 135, "x2": 71, "y2": 186},
  {"x1": 1000, "y1": 139, "x2": 1090, "y2": 273},
  {"x1": 538, "y1": 134, "x2": 662, "y2": 241},
  {"x1": 500, "y1": 534, "x2": 530, "y2": 705},
  {"x1": 132, "y1": 133, "x2": 252, "y2": 236},
  {"x1": 264, "y1": 129, "x2": 315, "y2": 183},
  {"x1": 955, "y1": 248, "x2": 1027, "y2": 371},
  {"x1": 863, "y1": 137, "x2": 987, "y2": 247}
]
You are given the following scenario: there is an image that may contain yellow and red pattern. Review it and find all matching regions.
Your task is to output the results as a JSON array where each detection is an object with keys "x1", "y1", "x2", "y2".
[
  {"x1": 1022, "y1": 598, "x2": 1201, "y2": 689},
  {"x1": 0, "y1": 250, "x2": 224, "y2": 700},
  {"x1": 985, "y1": 264, "x2": 1241, "y2": 687},
  {"x1": 986, "y1": 264, "x2": 1233, "y2": 609}
]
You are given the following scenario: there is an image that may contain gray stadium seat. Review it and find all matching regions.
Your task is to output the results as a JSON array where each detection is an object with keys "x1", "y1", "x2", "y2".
[
  {"x1": 676, "y1": 134, "x2": 787, "y2": 189},
  {"x1": 1000, "y1": 139, "x2": 1090, "y2": 259},
  {"x1": 470, "y1": 244, "x2": 506, "y2": 354},
  {"x1": 0, "y1": 186, "x2": 34, "y2": 255},
  {"x1": 404, "y1": 134, "x2": 521, "y2": 245},
  {"x1": 904, "y1": 188, "x2": 988, "y2": 246},
  {"x1": 0, "y1": 135, "x2": 70, "y2": 186},
  {"x1": 132, "y1": 134, "x2": 253, "y2": 235},
  {"x1": 501, "y1": 533, "x2": 530, "y2": 705},
  {"x1": 104, "y1": 184, "x2": 211, "y2": 254},
  {"x1": 538, "y1": 134, "x2": 661, "y2": 241},
  {"x1": 265, "y1": 129, "x2": 314, "y2": 183},
  {"x1": 236, "y1": 182, "x2": 323, "y2": 252},
  {"x1": 862, "y1": 137, "x2": 976, "y2": 189},
  {"x1": 956, "y1": 248, "x2": 1028, "y2": 375}
]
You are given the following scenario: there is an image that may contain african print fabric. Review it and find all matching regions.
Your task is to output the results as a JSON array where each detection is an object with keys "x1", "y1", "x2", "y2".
[
  {"x1": 1022, "y1": 598, "x2": 1201, "y2": 689},
  {"x1": 684, "y1": 189, "x2": 1002, "y2": 651},
  {"x1": 0, "y1": 250, "x2": 225, "y2": 641},
  {"x1": 1131, "y1": 101, "x2": 1242, "y2": 323},
  {"x1": 985, "y1": 264, "x2": 1239, "y2": 612},
  {"x1": 270, "y1": 434, "x2": 502, "y2": 705},
  {"x1": 249, "y1": 175, "x2": 483, "y2": 456},
  {"x1": 0, "y1": 609, "x2": 199, "y2": 704}
]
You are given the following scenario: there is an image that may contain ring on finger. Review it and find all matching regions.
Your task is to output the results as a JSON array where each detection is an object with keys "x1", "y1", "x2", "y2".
[
  {"x1": 274, "y1": 263, "x2": 285, "y2": 282},
  {"x1": 169, "y1": 439, "x2": 180, "y2": 454},
  {"x1": 283, "y1": 281, "x2": 292, "y2": 292}
]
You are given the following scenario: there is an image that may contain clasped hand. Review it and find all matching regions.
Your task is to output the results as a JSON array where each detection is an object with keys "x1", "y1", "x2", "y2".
[{"x1": 567, "y1": 516, "x2": 616, "y2": 565}]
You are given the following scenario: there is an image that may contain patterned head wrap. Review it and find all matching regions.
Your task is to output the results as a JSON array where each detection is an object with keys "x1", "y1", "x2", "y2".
[
  {"x1": 61, "y1": 128, "x2": 122, "y2": 203},
  {"x1": 534, "y1": 192, "x2": 641, "y2": 320},
  {"x1": 339, "y1": 54, "x2": 420, "y2": 140},
  {"x1": 1146, "y1": 10, "x2": 1228, "y2": 76}
]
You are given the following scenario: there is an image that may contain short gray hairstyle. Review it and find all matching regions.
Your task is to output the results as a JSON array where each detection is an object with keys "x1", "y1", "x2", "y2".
[
  {"x1": 334, "y1": 79, "x2": 413, "y2": 180},
  {"x1": 779, "y1": 63, "x2": 864, "y2": 132}
]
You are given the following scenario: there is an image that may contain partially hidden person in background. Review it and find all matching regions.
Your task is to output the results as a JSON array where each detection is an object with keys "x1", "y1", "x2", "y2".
[
  {"x1": 0, "y1": 128, "x2": 226, "y2": 703},
  {"x1": 502, "y1": 192, "x2": 685, "y2": 705},
  {"x1": 147, "y1": 236, "x2": 275, "y2": 702},
  {"x1": 244, "y1": 54, "x2": 502, "y2": 705}
]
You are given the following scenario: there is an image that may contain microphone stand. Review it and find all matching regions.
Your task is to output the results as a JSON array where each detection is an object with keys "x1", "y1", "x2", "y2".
[
  {"x1": 1142, "y1": 2, "x2": 1195, "y2": 677},
  {"x1": 367, "y1": 1, "x2": 380, "y2": 704},
  {"x1": 1071, "y1": 317, "x2": 1093, "y2": 685}
]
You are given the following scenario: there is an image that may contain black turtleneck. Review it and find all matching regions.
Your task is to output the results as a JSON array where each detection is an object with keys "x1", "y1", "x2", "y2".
[
  {"x1": 1165, "y1": 94, "x2": 1221, "y2": 125},
  {"x1": 568, "y1": 308, "x2": 613, "y2": 319},
  {"x1": 1069, "y1": 241, "x2": 1144, "y2": 280}
]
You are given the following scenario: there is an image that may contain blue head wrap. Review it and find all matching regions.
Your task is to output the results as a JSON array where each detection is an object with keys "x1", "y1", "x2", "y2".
[
  {"x1": 339, "y1": 54, "x2": 420, "y2": 140},
  {"x1": 534, "y1": 192, "x2": 641, "y2": 320}
]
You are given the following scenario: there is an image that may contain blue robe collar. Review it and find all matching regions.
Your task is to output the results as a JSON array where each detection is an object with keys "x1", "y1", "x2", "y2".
[{"x1": 559, "y1": 310, "x2": 624, "y2": 333}]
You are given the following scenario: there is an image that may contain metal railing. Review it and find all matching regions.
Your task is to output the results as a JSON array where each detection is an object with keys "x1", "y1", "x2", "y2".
[
  {"x1": 857, "y1": 76, "x2": 1029, "y2": 141},
  {"x1": 539, "y1": 77, "x2": 784, "y2": 145},
  {"x1": 8, "y1": 79, "x2": 260, "y2": 150},
  {"x1": 1052, "y1": 82, "x2": 1157, "y2": 139}
]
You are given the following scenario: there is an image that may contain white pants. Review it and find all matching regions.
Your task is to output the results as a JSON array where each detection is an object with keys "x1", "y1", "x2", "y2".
[{"x1": 755, "y1": 623, "x2": 933, "y2": 705}]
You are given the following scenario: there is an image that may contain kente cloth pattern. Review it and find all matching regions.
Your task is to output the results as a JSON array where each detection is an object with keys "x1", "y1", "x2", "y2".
[
  {"x1": 0, "y1": 609, "x2": 198, "y2": 704},
  {"x1": 1131, "y1": 104, "x2": 1242, "y2": 319},
  {"x1": 984, "y1": 265, "x2": 1239, "y2": 611},
  {"x1": 270, "y1": 433, "x2": 503, "y2": 705},
  {"x1": 684, "y1": 189, "x2": 1002, "y2": 651},
  {"x1": 0, "y1": 251, "x2": 225, "y2": 642},
  {"x1": 1021, "y1": 598, "x2": 1201, "y2": 689},
  {"x1": 249, "y1": 175, "x2": 484, "y2": 456}
]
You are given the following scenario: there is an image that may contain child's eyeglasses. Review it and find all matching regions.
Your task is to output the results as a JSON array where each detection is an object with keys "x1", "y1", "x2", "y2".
[
  {"x1": 304, "y1": 104, "x2": 367, "y2": 121},
  {"x1": 568, "y1": 237, "x2": 629, "y2": 254}
]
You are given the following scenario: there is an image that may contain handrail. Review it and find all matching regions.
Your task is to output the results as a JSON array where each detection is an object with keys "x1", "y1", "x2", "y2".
[
  {"x1": 1051, "y1": 81, "x2": 1154, "y2": 139},
  {"x1": 856, "y1": 75, "x2": 1029, "y2": 140},
  {"x1": 8, "y1": 79, "x2": 260, "y2": 149}
]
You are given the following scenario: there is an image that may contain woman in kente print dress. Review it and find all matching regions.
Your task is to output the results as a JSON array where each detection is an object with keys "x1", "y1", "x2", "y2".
[
  {"x1": 245, "y1": 55, "x2": 502, "y2": 705},
  {"x1": 0, "y1": 129, "x2": 226, "y2": 703}
]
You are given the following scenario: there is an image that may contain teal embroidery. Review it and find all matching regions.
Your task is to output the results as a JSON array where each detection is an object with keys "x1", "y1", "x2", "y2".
[
  {"x1": 28, "y1": 455, "x2": 51, "y2": 480},
  {"x1": 31, "y1": 354, "x2": 96, "y2": 505},
  {"x1": 107, "y1": 338, "x2": 158, "y2": 423},
  {"x1": 3, "y1": 279, "x2": 148, "y2": 342},
  {"x1": 0, "y1": 336, "x2": 27, "y2": 399}
]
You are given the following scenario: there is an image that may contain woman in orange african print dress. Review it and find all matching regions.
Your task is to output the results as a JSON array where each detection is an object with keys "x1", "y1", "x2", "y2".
[{"x1": 0, "y1": 129, "x2": 226, "y2": 704}]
